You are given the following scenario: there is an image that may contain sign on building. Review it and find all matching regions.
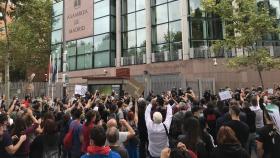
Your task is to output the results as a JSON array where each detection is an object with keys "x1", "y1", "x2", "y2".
[{"x1": 64, "y1": 0, "x2": 94, "y2": 41}]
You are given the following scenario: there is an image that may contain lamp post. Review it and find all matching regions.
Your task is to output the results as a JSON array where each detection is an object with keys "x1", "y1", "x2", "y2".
[{"x1": 62, "y1": 48, "x2": 68, "y2": 98}]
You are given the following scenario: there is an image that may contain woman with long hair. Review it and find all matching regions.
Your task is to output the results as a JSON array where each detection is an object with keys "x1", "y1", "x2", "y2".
[
  {"x1": 211, "y1": 126, "x2": 249, "y2": 158},
  {"x1": 180, "y1": 117, "x2": 208, "y2": 158},
  {"x1": 11, "y1": 108, "x2": 39, "y2": 158},
  {"x1": 30, "y1": 119, "x2": 59, "y2": 158}
]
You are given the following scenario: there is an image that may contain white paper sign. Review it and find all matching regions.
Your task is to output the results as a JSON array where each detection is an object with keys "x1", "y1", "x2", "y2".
[
  {"x1": 75, "y1": 85, "x2": 88, "y2": 96},
  {"x1": 219, "y1": 91, "x2": 232, "y2": 101},
  {"x1": 268, "y1": 88, "x2": 274, "y2": 95}
]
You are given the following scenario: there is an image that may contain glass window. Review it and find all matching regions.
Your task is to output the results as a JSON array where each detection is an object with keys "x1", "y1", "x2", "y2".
[
  {"x1": 136, "y1": 0, "x2": 145, "y2": 10},
  {"x1": 152, "y1": 24, "x2": 168, "y2": 44},
  {"x1": 122, "y1": 33, "x2": 128, "y2": 49},
  {"x1": 66, "y1": 41, "x2": 76, "y2": 56},
  {"x1": 137, "y1": 29, "x2": 146, "y2": 47},
  {"x1": 191, "y1": 19, "x2": 205, "y2": 39},
  {"x1": 110, "y1": 0, "x2": 116, "y2": 15},
  {"x1": 127, "y1": 0, "x2": 136, "y2": 13},
  {"x1": 127, "y1": 31, "x2": 136, "y2": 48},
  {"x1": 111, "y1": 16, "x2": 116, "y2": 32},
  {"x1": 207, "y1": 19, "x2": 223, "y2": 39},
  {"x1": 270, "y1": 0, "x2": 280, "y2": 19},
  {"x1": 189, "y1": 0, "x2": 204, "y2": 17},
  {"x1": 127, "y1": 13, "x2": 136, "y2": 31},
  {"x1": 94, "y1": 52, "x2": 110, "y2": 67},
  {"x1": 77, "y1": 55, "x2": 85, "y2": 69},
  {"x1": 94, "y1": 33, "x2": 110, "y2": 51},
  {"x1": 52, "y1": 15, "x2": 62, "y2": 30},
  {"x1": 52, "y1": 1, "x2": 63, "y2": 16},
  {"x1": 170, "y1": 42, "x2": 182, "y2": 52},
  {"x1": 153, "y1": 43, "x2": 169, "y2": 52},
  {"x1": 85, "y1": 53, "x2": 93, "y2": 68},
  {"x1": 77, "y1": 54, "x2": 92, "y2": 69},
  {"x1": 77, "y1": 37, "x2": 93, "y2": 55},
  {"x1": 94, "y1": 16, "x2": 110, "y2": 35},
  {"x1": 51, "y1": 30, "x2": 62, "y2": 44},
  {"x1": 151, "y1": 0, "x2": 167, "y2": 6},
  {"x1": 123, "y1": 49, "x2": 136, "y2": 56},
  {"x1": 68, "y1": 56, "x2": 76, "y2": 71},
  {"x1": 95, "y1": 0, "x2": 110, "y2": 18},
  {"x1": 136, "y1": 10, "x2": 146, "y2": 28},
  {"x1": 152, "y1": 4, "x2": 168, "y2": 25},
  {"x1": 169, "y1": 21, "x2": 182, "y2": 42},
  {"x1": 168, "y1": 1, "x2": 180, "y2": 21}
]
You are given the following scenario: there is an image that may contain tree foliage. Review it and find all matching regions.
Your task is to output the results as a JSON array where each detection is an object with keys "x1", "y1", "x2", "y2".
[
  {"x1": 202, "y1": 0, "x2": 280, "y2": 87},
  {"x1": 0, "y1": 0, "x2": 52, "y2": 81}
]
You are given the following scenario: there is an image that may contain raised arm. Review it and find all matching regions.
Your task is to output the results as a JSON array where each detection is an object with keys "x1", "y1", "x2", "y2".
[
  {"x1": 145, "y1": 103, "x2": 152, "y2": 125},
  {"x1": 163, "y1": 104, "x2": 172, "y2": 128},
  {"x1": 5, "y1": 135, "x2": 26, "y2": 155},
  {"x1": 7, "y1": 100, "x2": 16, "y2": 115}
]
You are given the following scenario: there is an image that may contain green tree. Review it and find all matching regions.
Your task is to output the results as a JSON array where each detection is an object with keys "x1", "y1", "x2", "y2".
[
  {"x1": 0, "y1": 0, "x2": 51, "y2": 100},
  {"x1": 202, "y1": 0, "x2": 280, "y2": 87}
]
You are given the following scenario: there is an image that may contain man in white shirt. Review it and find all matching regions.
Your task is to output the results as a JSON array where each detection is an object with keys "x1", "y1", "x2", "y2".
[{"x1": 145, "y1": 99, "x2": 172, "y2": 158}]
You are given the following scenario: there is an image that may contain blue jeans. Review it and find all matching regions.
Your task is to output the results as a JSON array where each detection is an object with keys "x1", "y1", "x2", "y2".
[{"x1": 246, "y1": 132, "x2": 257, "y2": 155}]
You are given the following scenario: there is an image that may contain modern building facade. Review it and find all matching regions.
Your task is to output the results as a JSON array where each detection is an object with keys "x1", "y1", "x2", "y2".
[{"x1": 51, "y1": 0, "x2": 280, "y2": 96}]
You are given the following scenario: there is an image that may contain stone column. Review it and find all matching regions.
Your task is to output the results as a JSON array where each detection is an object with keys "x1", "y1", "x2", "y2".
[
  {"x1": 116, "y1": 0, "x2": 122, "y2": 67},
  {"x1": 145, "y1": 0, "x2": 152, "y2": 64},
  {"x1": 180, "y1": 0, "x2": 190, "y2": 60}
]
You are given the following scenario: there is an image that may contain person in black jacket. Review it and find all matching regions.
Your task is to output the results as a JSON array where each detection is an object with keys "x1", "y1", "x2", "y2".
[
  {"x1": 137, "y1": 99, "x2": 148, "y2": 158},
  {"x1": 30, "y1": 119, "x2": 59, "y2": 158},
  {"x1": 211, "y1": 126, "x2": 250, "y2": 158}
]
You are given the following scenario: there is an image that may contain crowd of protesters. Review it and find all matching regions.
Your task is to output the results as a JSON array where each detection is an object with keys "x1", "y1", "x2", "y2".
[{"x1": 0, "y1": 85, "x2": 280, "y2": 158}]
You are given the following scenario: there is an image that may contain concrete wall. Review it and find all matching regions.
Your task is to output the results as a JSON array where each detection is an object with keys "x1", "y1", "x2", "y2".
[{"x1": 64, "y1": 58, "x2": 280, "y2": 91}]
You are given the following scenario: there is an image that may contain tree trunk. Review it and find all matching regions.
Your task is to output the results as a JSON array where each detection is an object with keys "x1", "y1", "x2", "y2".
[
  {"x1": 257, "y1": 69, "x2": 264, "y2": 88},
  {"x1": 3, "y1": 0, "x2": 10, "y2": 103}
]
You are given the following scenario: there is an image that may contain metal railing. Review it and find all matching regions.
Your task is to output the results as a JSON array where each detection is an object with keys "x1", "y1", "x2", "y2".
[
  {"x1": 121, "y1": 54, "x2": 146, "y2": 66},
  {"x1": 151, "y1": 49, "x2": 183, "y2": 63}
]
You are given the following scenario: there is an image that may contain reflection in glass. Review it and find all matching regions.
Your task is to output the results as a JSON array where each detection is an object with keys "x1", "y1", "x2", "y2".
[
  {"x1": 66, "y1": 41, "x2": 77, "y2": 56},
  {"x1": 52, "y1": 1, "x2": 63, "y2": 16},
  {"x1": 153, "y1": 43, "x2": 169, "y2": 53},
  {"x1": 168, "y1": 1, "x2": 180, "y2": 21},
  {"x1": 152, "y1": 24, "x2": 168, "y2": 44},
  {"x1": 95, "y1": 0, "x2": 110, "y2": 19},
  {"x1": 269, "y1": 0, "x2": 280, "y2": 19},
  {"x1": 52, "y1": 15, "x2": 62, "y2": 30},
  {"x1": 189, "y1": 0, "x2": 204, "y2": 17},
  {"x1": 136, "y1": 0, "x2": 145, "y2": 10},
  {"x1": 207, "y1": 19, "x2": 223, "y2": 39},
  {"x1": 77, "y1": 37, "x2": 93, "y2": 55},
  {"x1": 127, "y1": 0, "x2": 136, "y2": 13},
  {"x1": 77, "y1": 54, "x2": 92, "y2": 69},
  {"x1": 94, "y1": 52, "x2": 110, "y2": 67},
  {"x1": 123, "y1": 49, "x2": 136, "y2": 57},
  {"x1": 151, "y1": 0, "x2": 167, "y2": 6},
  {"x1": 169, "y1": 21, "x2": 182, "y2": 42},
  {"x1": 68, "y1": 56, "x2": 76, "y2": 71},
  {"x1": 94, "y1": 16, "x2": 110, "y2": 35},
  {"x1": 128, "y1": 31, "x2": 136, "y2": 48},
  {"x1": 137, "y1": 29, "x2": 146, "y2": 47},
  {"x1": 94, "y1": 34, "x2": 110, "y2": 51},
  {"x1": 51, "y1": 30, "x2": 62, "y2": 44},
  {"x1": 152, "y1": 4, "x2": 168, "y2": 24},
  {"x1": 127, "y1": 13, "x2": 136, "y2": 31},
  {"x1": 191, "y1": 19, "x2": 205, "y2": 40},
  {"x1": 136, "y1": 10, "x2": 146, "y2": 28}
]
